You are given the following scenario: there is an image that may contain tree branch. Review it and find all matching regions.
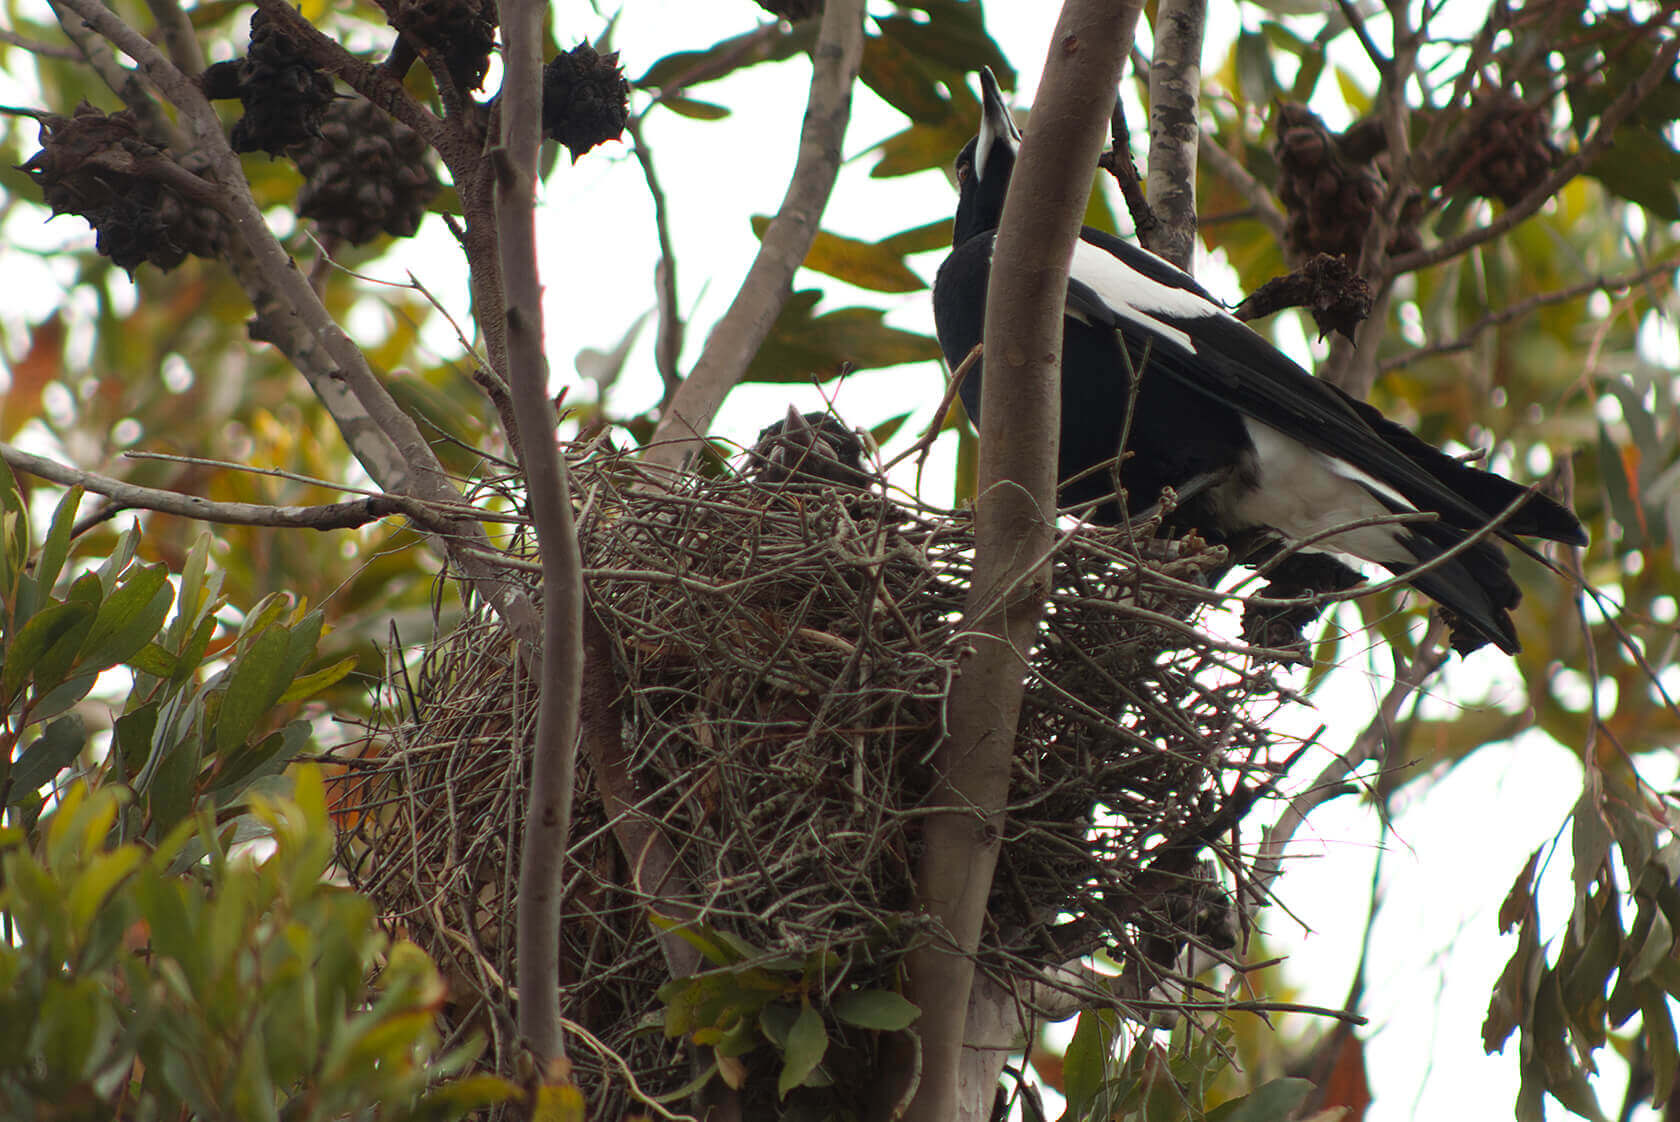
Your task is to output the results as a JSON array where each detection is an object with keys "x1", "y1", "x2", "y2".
[
  {"x1": 627, "y1": 114, "x2": 685, "y2": 405},
  {"x1": 1197, "y1": 131, "x2": 1288, "y2": 245},
  {"x1": 0, "y1": 442, "x2": 438, "y2": 531},
  {"x1": 1144, "y1": 0, "x2": 1206, "y2": 269},
  {"x1": 496, "y1": 0, "x2": 585, "y2": 1069},
  {"x1": 1380, "y1": 255, "x2": 1680, "y2": 373},
  {"x1": 1251, "y1": 624, "x2": 1447, "y2": 905},
  {"x1": 1386, "y1": 33, "x2": 1680, "y2": 278},
  {"x1": 641, "y1": 0, "x2": 865, "y2": 471},
  {"x1": 50, "y1": 0, "x2": 542, "y2": 653},
  {"x1": 896, "y1": 6, "x2": 1142, "y2": 1119}
]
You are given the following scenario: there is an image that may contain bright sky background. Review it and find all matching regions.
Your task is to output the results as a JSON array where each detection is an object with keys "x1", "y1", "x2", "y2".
[{"x1": 1, "y1": 1, "x2": 1669, "y2": 1118}]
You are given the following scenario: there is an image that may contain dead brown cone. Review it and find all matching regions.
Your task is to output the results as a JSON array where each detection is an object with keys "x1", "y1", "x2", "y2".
[
  {"x1": 294, "y1": 97, "x2": 440, "y2": 245},
  {"x1": 1443, "y1": 89, "x2": 1559, "y2": 206},
  {"x1": 540, "y1": 43, "x2": 630, "y2": 163},
  {"x1": 226, "y1": 7, "x2": 336, "y2": 156},
  {"x1": 1272, "y1": 102, "x2": 1420, "y2": 262},
  {"x1": 388, "y1": 0, "x2": 497, "y2": 94},
  {"x1": 21, "y1": 103, "x2": 224, "y2": 274}
]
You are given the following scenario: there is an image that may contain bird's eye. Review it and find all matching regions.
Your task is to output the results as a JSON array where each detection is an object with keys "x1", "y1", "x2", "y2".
[{"x1": 955, "y1": 159, "x2": 971, "y2": 185}]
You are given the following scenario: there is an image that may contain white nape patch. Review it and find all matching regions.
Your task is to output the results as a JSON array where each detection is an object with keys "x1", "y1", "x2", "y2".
[{"x1": 1231, "y1": 421, "x2": 1416, "y2": 564}]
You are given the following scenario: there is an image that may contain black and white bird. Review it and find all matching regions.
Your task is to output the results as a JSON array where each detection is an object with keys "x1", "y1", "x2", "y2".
[{"x1": 931, "y1": 69, "x2": 1586, "y2": 655}]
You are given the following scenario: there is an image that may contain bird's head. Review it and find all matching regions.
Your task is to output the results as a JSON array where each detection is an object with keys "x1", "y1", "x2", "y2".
[{"x1": 952, "y1": 66, "x2": 1020, "y2": 247}]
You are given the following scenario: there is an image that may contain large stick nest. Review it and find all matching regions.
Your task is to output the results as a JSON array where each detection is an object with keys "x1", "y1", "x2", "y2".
[{"x1": 331, "y1": 443, "x2": 1301, "y2": 1116}]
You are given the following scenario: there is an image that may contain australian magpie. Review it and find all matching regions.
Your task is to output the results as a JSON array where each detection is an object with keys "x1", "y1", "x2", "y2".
[{"x1": 931, "y1": 69, "x2": 1587, "y2": 655}]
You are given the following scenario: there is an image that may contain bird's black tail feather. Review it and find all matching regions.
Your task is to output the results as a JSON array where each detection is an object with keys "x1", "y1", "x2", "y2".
[
  {"x1": 1388, "y1": 525, "x2": 1523, "y2": 654},
  {"x1": 1340, "y1": 389, "x2": 1588, "y2": 546}
]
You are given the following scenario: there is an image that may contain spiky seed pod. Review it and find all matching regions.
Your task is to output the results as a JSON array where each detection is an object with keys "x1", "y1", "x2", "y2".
[
  {"x1": 753, "y1": 0, "x2": 822, "y2": 19},
  {"x1": 20, "y1": 103, "x2": 224, "y2": 274},
  {"x1": 1272, "y1": 103, "x2": 1420, "y2": 261},
  {"x1": 228, "y1": 7, "x2": 336, "y2": 156},
  {"x1": 540, "y1": 43, "x2": 630, "y2": 162},
  {"x1": 293, "y1": 97, "x2": 439, "y2": 245},
  {"x1": 1444, "y1": 89, "x2": 1559, "y2": 206},
  {"x1": 389, "y1": 0, "x2": 498, "y2": 94}
]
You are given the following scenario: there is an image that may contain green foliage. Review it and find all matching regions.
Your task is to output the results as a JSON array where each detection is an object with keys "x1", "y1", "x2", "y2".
[
  {"x1": 0, "y1": 469, "x2": 510, "y2": 1118},
  {"x1": 1059, "y1": 1012, "x2": 1313, "y2": 1122},
  {"x1": 652, "y1": 914, "x2": 918, "y2": 1107},
  {"x1": 0, "y1": 462, "x2": 355, "y2": 836},
  {"x1": 0, "y1": 771, "x2": 514, "y2": 1121}
]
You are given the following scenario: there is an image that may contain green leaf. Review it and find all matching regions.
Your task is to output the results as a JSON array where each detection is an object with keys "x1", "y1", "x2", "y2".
[
  {"x1": 214, "y1": 624, "x2": 294, "y2": 754},
  {"x1": 10, "y1": 713, "x2": 86, "y2": 799},
  {"x1": 3, "y1": 599, "x2": 96, "y2": 700},
  {"x1": 1588, "y1": 126, "x2": 1680, "y2": 221},
  {"x1": 777, "y1": 1000, "x2": 827, "y2": 1099},
  {"x1": 750, "y1": 218, "x2": 926, "y2": 293},
  {"x1": 875, "y1": 12, "x2": 1013, "y2": 91},
  {"x1": 636, "y1": 22, "x2": 815, "y2": 90},
  {"x1": 661, "y1": 95, "x2": 730, "y2": 121},
  {"x1": 128, "y1": 641, "x2": 178, "y2": 679},
  {"x1": 1062, "y1": 1008, "x2": 1120, "y2": 1115},
  {"x1": 860, "y1": 32, "x2": 951, "y2": 125},
  {"x1": 34, "y1": 485, "x2": 84, "y2": 598},
  {"x1": 871, "y1": 117, "x2": 974, "y2": 178},
  {"x1": 278, "y1": 654, "x2": 356, "y2": 703},
  {"x1": 648, "y1": 914, "x2": 744, "y2": 967},
  {"x1": 29, "y1": 671, "x2": 98, "y2": 726},
  {"x1": 831, "y1": 989, "x2": 918, "y2": 1030},
  {"x1": 79, "y1": 562, "x2": 173, "y2": 673},
  {"x1": 114, "y1": 704, "x2": 160, "y2": 783},
  {"x1": 869, "y1": 412, "x2": 913, "y2": 449},
  {"x1": 210, "y1": 720, "x2": 309, "y2": 803},
  {"x1": 880, "y1": 218, "x2": 951, "y2": 257},
  {"x1": 148, "y1": 730, "x2": 203, "y2": 833},
  {"x1": 1645, "y1": 991, "x2": 1679, "y2": 1105},
  {"x1": 1206, "y1": 1077, "x2": 1316, "y2": 1121},
  {"x1": 744, "y1": 291, "x2": 942, "y2": 383}
]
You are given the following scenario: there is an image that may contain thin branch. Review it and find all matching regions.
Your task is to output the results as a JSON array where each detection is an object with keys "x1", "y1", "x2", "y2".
[
  {"x1": 142, "y1": 0, "x2": 202, "y2": 77},
  {"x1": 1197, "y1": 132, "x2": 1287, "y2": 245},
  {"x1": 1381, "y1": 255, "x2": 1680, "y2": 372},
  {"x1": 498, "y1": 0, "x2": 585, "y2": 1069},
  {"x1": 0, "y1": 442, "x2": 437, "y2": 531},
  {"x1": 898, "y1": 6, "x2": 1142, "y2": 1119},
  {"x1": 45, "y1": 0, "x2": 174, "y2": 144},
  {"x1": 0, "y1": 26, "x2": 80, "y2": 59},
  {"x1": 1144, "y1": 0, "x2": 1206, "y2": 270},
  {"x1": 1251, "y1": 622, "x2": 1448, "y2": 904},
  {"x1": 1335, "y1": 0, "x2": 1388, "y2": 71},
  {"x1": 1098, "y1": 98, "x2": 1158, "y2": 242},
  {"x1": 641, "y1": 0, "x2": 866, "y2": 471},
  {"x1": 627, "y1": 114, "x2": 684, "y2": 404},
  {"x1": 50, "y1": 0, "x2": 542, "y2": 651},
  {"x1": 1387, "y1": 33, "x2": 1680, "y2": 277}
]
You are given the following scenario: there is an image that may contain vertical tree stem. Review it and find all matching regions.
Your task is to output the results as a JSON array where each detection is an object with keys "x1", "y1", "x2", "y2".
[
  {"x1": 498, "y1": 0, "x2": 585, "y2": 1067},
  {"x1": 897, "y1": 4, "x2": 1141, "y2": 1119}
]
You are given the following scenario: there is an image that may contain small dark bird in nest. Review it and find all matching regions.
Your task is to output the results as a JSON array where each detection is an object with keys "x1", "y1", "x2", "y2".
[
  {"x1": 932, "y1": 68, "x2": 1586, "y2": 655},
  {"x1": 748, "y1": 407, "x2": 875, "y2": 488}
]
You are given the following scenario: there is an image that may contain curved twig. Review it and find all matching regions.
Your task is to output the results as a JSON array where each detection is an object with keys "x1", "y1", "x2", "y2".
[{"x1": 641, "y1": 0, "x2": 866, "y2": 470}]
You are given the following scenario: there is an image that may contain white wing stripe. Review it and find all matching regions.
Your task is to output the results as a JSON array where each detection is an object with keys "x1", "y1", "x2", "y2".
[{"x1": 1070, "y1": 240, "x2": 1229, "y2": 325}]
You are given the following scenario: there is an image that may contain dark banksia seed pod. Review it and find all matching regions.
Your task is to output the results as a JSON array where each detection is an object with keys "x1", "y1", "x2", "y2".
[{"x1": 540, "y1": 43, "x2": 630, "y2": 163}]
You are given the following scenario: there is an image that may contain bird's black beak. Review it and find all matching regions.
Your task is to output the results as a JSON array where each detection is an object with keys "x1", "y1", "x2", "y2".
[{"x1": 975, "y1": 66, "x2": 1020, "y2": 182}]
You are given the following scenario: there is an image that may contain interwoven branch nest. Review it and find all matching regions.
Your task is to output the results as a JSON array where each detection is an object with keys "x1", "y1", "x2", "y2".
[{"x1": 331, "y1": 443, "x2": 1301, "y2": 1114}]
